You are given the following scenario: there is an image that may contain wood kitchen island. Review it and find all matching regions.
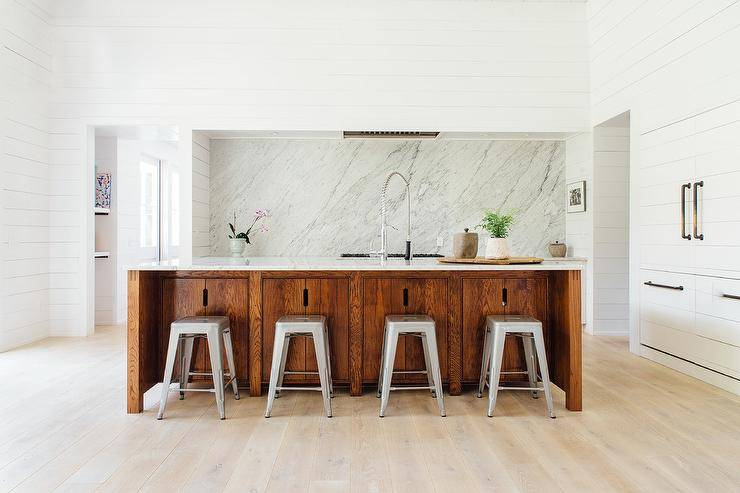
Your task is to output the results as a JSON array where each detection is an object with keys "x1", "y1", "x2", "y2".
[{"x1": 127, "y1": 257, "x2": 583, "y2": 413}]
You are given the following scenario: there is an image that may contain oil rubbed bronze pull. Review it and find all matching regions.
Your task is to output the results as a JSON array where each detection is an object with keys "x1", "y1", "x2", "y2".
[
  {"x1": 203, "y1": 288, "x2": 208, "y2": 307},
  {"x1": 722, "y1": 293, "x2": 740, "y2": 301},
  {"x1": 403, "y1": 287, "x2": 409, "y2": 307},
  {"x1": 303, "y1": 288, "x2": 308, "y2": 307},
  {"x1": 681, "y1": 183, "x2": 692, "y2": 240},
  {"x1": 693, "y1": 180, "x2": 704, "y2": 240},
  {"x1": 502, "y1": 287, "x2": 508, "y2": 306},
  {"x1": 644, "y1": 281, "x2": 684, "y2": 291}
]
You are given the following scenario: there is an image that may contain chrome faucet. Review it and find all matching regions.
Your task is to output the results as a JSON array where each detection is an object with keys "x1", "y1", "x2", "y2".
[{"x1": 376, "y1": 171, "x2": 412, "y2": 261}]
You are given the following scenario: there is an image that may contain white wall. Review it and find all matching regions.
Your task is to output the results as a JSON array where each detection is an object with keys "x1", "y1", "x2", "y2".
[
  {"x1": 192, "y1": 132, "x2": 210, "y2": 258},
  {"x1": 592, "y1": 121, "x2": 629, "y2": 336},
  {"x1": 0, "y1": 0, "x2": 52, "y2": 350},
  {"x1": 564, "y1": 132, "x2": 593, "y2": 333},
  {"x1": 94, "y1": 136, "x2": 117, "y2": 325},
  {"x1": 37, "y1": 0, "x2": 590, "y2": 338},
  {"x1": 588, "y1": 0, "x2": 740, "y2": 350}
]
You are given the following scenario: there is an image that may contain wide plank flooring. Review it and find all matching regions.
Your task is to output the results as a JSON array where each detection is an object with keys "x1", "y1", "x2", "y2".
[{"x1": 1, "y1": 325, "x2": 739, "y2": 492}]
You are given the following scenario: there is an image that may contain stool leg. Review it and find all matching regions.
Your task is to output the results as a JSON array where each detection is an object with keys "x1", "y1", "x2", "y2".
[
  {"x1": 486, "y1": 329, "x2": 506, "y2": 417},
  {"x1": 532, "y1": 328, "x2": 555, "y2": 419},
  {"x1": 157, "y1": 331, "x2": 181, "y2": 420},
  {"x1": 178, "y1": 336, "x2": 185, "y2": 400},
  {"x1": 207, "y1": 329, "x2": 226, "y2": 420},
  {"x1": 376, "y1": 325, "x2": 388, "y2": 398},
  {"x1": 223, "y1": 329, "x2": 240, "y2": 400},
  {"x1": 323, "y1": 325, "x2": 333, "y2": 397},
  {"x1": 476, "y1": 327, "x2": 491, "y2": 398},
  {"x1": 275, "y1": 334, "x2": 290, "y2": 399},
  {"x1": 179, "y1": 336, "x2": 194, "y2": 400},
  {"x1": 425, "y1": 329, "x2": 445, "y2": 417},
  {"x1": 522, "y1": 335, "x2": 539, "y2": 399},
  {"x1": 379, "y1": 329, "x2": 398, "y2": 417},
  {"x1": 265, "y1": 329, "x2": 286, "y2": 418},
  {"x1": 420, "y1": 333, "x2": 436, "y2": 398},
  {"x1": 313, "y1": 328, "x2": 332, "y2": 418}
]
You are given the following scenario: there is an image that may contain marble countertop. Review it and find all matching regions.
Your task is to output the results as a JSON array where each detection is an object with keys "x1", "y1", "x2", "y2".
[{"x1": 128, "y1": 256, "x2": 586, "y2": 271}]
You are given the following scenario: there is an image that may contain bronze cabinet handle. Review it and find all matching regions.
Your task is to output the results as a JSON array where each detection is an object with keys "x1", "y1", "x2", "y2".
[
  {"x1": 681, "y1": 183, "x2": 692, "y2": 240},
  {"x1": 644, "y1": 281, "x2": 684, "y2": 291},
  {"x1": 722, "y1": 293, "x2": 740, "y2": 301},
  {"x1": 693, "y1": 181, "x2": 704, "y2": 240}
]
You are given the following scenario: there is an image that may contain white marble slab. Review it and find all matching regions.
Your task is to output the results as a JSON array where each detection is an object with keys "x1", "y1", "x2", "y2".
[
  {"x1": 129, "y1": 256, "x2": 586, "y2": 272},
  {"x1": 209, "y1": 139, "x2": 564, "y2": 258}
]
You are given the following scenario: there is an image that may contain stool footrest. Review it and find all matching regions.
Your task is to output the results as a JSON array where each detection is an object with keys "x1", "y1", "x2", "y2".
[
  {"x1": 497, "y1": 386, "x2": 544, "y2": 391},
  {"x1": 276, "y1": 386, "x2": 323, "y2": 392},
  {"x1": 391, "y1": 370, "x2": 428, "y2": 375},
  {"x1": 282, "y1": 371, "x2": 320, "y2": 375},
  {"x1": 389, "y1": 385, "x2": 435, "y2": 391}
]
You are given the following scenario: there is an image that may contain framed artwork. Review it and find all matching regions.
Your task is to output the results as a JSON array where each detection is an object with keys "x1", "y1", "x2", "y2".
[
  {"x1": 96, "y1": 172, "x2": 112, "y2": 209},
  {"x1": 567, "y1": 180, "x2": 586, "y2": 213}
]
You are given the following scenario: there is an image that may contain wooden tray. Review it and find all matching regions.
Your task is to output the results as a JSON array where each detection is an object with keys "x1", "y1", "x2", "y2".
[{"x1": 437, "y1": 256, "x2": 544, "y2": 265}]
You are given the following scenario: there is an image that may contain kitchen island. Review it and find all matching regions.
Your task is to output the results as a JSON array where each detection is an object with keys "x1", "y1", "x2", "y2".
[{"x1": 127, "y1": 257, "x2": 583, "y2": 413}]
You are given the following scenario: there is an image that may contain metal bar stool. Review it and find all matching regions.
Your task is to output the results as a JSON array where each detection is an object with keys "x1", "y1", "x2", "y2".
[
  {"x1": 265, "y1": 315, "x2": 332, "y2": 418},
  {"x1": 477, "y1": 315, "x2": 555, "y2": 418},
  {"x1": 158, "y1": 316, "x2": 239, "y2": 420},
  {"x1": 377, "y1": 314, "x2": 445, "y2": 417}
]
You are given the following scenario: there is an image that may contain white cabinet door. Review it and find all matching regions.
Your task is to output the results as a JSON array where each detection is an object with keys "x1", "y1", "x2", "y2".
[
  {"x1": 640, "y1": 269, "x2": 695, "y2": 348},
  {"x1": 638, "y1": 123, "x2": 695, "y2": 271}
]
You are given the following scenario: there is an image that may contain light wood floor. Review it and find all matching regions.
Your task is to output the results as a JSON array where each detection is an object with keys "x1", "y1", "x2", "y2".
[{"x1": 1, "y1": 326, "x2": 739, "y2": 493}]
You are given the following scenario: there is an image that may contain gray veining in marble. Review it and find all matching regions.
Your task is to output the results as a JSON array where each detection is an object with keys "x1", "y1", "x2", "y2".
[{"x1": 209, "y1": 139, "x2": 564, "y2": 257}]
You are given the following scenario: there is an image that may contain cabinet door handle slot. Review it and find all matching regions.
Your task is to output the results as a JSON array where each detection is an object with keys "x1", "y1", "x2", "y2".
[
  {"x1": 303, "y1": 288, "x2": 308, "y2": 307},
  {"x1": 722, "y1": 293, "x2": 740, "y2": 301},
  {"x1": 403, "y1": 288, "x2": 409, "y2": 307},
  {"x1": 693, "y1": 180, "x2": 704, "y2": 240},
  {"x1": 644, "y1": 281, "x2": 683, "y2": 291},
  {"x1": 202, "y1": 288, "x2": 208, "y2": 307},
  {"x1": 502, "y1": 287, "x2": 508, "y2": 306},
  {"x1": 681, "y1": 183, "x2": 691, "y2": 240}
]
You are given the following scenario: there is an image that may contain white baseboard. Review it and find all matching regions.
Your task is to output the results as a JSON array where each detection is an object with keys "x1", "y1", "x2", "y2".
[{"x1": 640, "y1": 345, "x2": 740, "y2": 396}]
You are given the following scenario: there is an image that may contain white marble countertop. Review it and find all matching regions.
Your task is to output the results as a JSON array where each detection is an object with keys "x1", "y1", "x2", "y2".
[{"x1": 128, "y1": 256, "x2": 586, "y2": 271}]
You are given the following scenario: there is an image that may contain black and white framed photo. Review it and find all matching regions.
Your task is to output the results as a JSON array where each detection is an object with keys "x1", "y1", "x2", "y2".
[{"x1": 567, "y1": 180, "x2": 586, "y2": 213}]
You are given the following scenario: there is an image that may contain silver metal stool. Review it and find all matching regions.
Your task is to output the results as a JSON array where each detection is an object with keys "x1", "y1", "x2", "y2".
[
  {"x1": 265, "y1": 315, "x2": 333, "y2": 418},
  {"x1": 158, "y1": 316, "x2": 239, "y2": 420},
  {"x1": 377, "y1": 314, "x2": 445, "y2": 417},
  {"x1": 477, "y1": 315, "x2": 555, "y2": 418}
]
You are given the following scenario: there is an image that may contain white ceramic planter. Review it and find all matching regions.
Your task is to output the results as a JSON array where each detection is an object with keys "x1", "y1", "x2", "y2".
[
  {"x1": 485, "y1": 237, "x2": 510, "y2": 259},
  {"x1": 229, "y1": 238, "x2": 247, "y2": 257}
]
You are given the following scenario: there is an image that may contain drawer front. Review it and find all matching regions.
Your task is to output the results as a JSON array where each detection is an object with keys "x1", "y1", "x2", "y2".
[
  {"x1": 695, "y1": 276, "x2": 740, "y2": 347},
  {"x1": 641, "y1": 322, "x2": 740, "y2": 378},
  {"x1": 640, "y1": 270, "x2": 695, "y2": 312},
  {"x1": 640, "y1": 269, "x2": 695, "y2": 349}
]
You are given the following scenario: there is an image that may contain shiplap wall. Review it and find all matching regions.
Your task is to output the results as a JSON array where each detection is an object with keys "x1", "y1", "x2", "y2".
[
  {"x1": 192, "y1": 132, "x2": 210, "y2": 258},
  {"x1": 40, "y1": 0, "x2": 589, "y2": 338},
  {"x1": 593, "y1": 123, "x2": 629, "y2": 336},
  {"x1": 564, "y1": 132, "x2": 593, "y2": 332},
  {"x1": 588, "y1": 0, "x2": 740, "y2": 350},
  {"x1": 0, "y1": 0, "x2": 52, "y2": 350}
]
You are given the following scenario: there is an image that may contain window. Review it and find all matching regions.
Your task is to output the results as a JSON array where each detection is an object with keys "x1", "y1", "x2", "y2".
[{"x1": 139, "y1": 158, "x2": 159, "y2": 248}]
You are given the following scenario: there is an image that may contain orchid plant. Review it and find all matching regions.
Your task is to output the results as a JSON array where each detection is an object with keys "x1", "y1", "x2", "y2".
[{"x1": 228, "y1": 209, "x2": 269, "y2": 244}]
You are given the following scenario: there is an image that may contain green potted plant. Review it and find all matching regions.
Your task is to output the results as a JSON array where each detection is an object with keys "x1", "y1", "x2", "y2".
[
  {"x1": 477, "y1": 210, "x2": 514, "y2": 259},
  {"x1": 228, "y1": 209, "x2": 269, "y2": 257}
]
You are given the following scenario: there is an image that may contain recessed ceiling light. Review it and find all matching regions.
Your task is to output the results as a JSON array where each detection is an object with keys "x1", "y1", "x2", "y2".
[{"x1": 271, "y1": 131, "x2": 278, "y2": 136}]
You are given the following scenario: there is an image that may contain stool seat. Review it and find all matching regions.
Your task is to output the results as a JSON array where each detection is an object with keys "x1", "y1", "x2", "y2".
[
  {"x1": 486, "y1": 315, "x2": 541, "y2": 329},
  {"x1": 378, "y1": 314, "x2": 445, "y2": 417},
  {"x1": 157, "y1": 316, "x2": 239, "y2": 420},
  {"x1": 276, "y1": 315, "x2": 326, "y2": 331},
  {"x1": 171, "y1": 316, "x2": 229, "y2": 332}
]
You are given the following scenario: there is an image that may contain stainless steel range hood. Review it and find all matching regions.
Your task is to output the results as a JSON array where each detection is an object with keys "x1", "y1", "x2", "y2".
[{"x1": 342, "y1": 131, "x2": 439, "y2": 139}]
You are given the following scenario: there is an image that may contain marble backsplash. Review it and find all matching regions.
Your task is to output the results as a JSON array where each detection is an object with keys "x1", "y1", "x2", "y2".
[{"x1": 209, "y1": 139, "x2": 564, "y2": 257}]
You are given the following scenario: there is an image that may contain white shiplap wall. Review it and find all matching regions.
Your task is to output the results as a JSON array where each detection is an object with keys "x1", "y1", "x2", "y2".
[
  {"x1": 588, "y1": 0, "x2": 740, "y2": 350},
  {"x1": 192, "y1": 132, "x2": 210, "y2": 258},
  {"x1": 564, "y1": 132, "x2": 593, "y2": 333},
  {"x1": 40, "y1": 0, "x2": 590, "y2": 338},
  {"x1": 0, "y1": 0, "x2": 53, "y2": 350},
  {"x1": 593, "y1": 123, "x2": 629, "y2": 336}
]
